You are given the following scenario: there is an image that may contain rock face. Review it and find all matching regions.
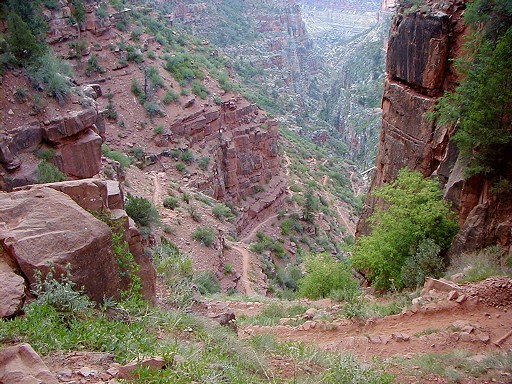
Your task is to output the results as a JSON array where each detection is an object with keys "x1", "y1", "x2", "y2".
[
  {"x1": 0, "y1": 108, "x2": 105, "y2": 190},
  {"x1": 163, "y1": 98, "x2": 286, "y2": 233},
  {"x1": 0, "y1": 187, "x2": 120, "y2": 304},
  {"x1": 0, "y1": 180, "x2": 156, "y2": 316},
  {"x1": 173, "y1": 0, "x2": 317, "y2": 94},
  {"x1": 0, "y1": 343, "x2": 59, "y2": 384},
  {"x1": 357, "y1": 1, "x2": 512, "y2": 254},
  {"x1": 0, "y1": 256, "x2": 25, "y2": 318}
]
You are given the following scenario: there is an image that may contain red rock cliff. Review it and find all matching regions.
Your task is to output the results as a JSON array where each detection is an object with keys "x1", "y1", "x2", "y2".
[{"x1": 357, "y1": 1, "x2": 512, "y2": 255}]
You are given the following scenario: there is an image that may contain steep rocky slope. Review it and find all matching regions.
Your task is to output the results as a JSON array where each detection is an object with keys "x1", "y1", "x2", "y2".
[{"x1": 357, "y1": 0, "x2": 512, "y2": 255}]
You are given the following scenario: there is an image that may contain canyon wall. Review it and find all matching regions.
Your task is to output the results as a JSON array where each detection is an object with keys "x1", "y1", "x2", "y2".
[{"x1": 357, "y1": 1, "x2": 512, "y2": 254}]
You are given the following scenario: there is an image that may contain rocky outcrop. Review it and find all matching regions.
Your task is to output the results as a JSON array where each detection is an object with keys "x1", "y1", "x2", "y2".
[
  {"x1": 0, "y1": 344, "x2": 59, "y2": 384},
  {"x1": 0, "y1": 187, "x2": 120, "y2": 304},
  {"x1": 0, "y1": 256, "x2": 25, "y2": 318},
  {"x1": 161, "y1": 98, "x2": 283, "y2": 206},
  {"x1": 357, "y1": 1, "x2": 512, "y2": 254},
  {"x1": 0, "y1": 180, "x2": 156, "y2": 316},
  {"x1": 1, "y1": 107, "x2": 105, "y2": 189},
  {"x1": 166, "y1": 98, "x2": 286, "y2": 232}
]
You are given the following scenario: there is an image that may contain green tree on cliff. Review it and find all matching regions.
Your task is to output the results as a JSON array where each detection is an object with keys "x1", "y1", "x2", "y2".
[
  {"x1": 351, "y1": 169, "x2": 458, "y2": 290},
  {"x1": 433, "y1": 0, "x2": 512, "y2": 180}
]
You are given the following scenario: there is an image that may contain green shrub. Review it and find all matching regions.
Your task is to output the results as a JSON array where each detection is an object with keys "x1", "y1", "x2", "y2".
[
  {"x1": 187, "y1": 206, "x2": 201, "y2": 222},
  {"x1": 197, "y1": 156, "x2": 210, "y2": 170},
  {"x1": 154, "y1": 125, "x2": 164, "y2": 135},
  {"x1": 147, "y1": 66, "x2": 164, "y2": 89},
  {"x1": 280, "y1": 215, "x2": 303, "y2": 236},
  {"x1": 212, "y1": 203, "x2": 235, "y2": 222},
  {"x1": 6, "y1": 12, "x2": 46, "y2": 64},
  {"x1": 14, "y1": 87, "x2": 28, "y2": 102},
  {"x1": 163, "y1": 196, "x2": 179, "y2": 210},
  {"x1": 153, "y1": 240, "x2": 194, "y2": 309},
  {"x1": 125, "y1": 194, "x2": 160, "y2": 229},
  {"x1": 192, "y1": 226, "x2": 216, "y2": 247},
  {"x1": 85, "y1": 53, "x2": 104, "y2": 75},
  {"x1": 298, "y1": 253, "x2": 360, "y2": 300},
  {"x1": 101, "y1": 144, "x2": 131, "y2": 168},
  {"x1": 31, "y1": 265, "x2": 94, "y2": 313},
  {"x1": 194, "y1": 271, "x2": 221, "y2": 295},
  {"x1": 180, "y1": 150, "x2": 194, "y2": 164},
  {"x1": 191, "y1": 79, "x2": 209, "y2": 99},
  {"x1": 131, "y1": 78, "x2": 143, "y2": 100},
  {"x1": 401, "y1": 239, "x2": 444, "y2": 288},
  {"x1": 131, "y1": 28, "x2": 143, "y2": 41},
  {"x1": 176, "y1": 162, "x2": 186, "y2": 173},
  {"x1": 36, "y1": 161, "x2": 66, "y2": 183},
  {"x1": 144, "y1": 101, "x2": 164, "y2": 118},
  {"x1": 351, "y1": 168, "x2": 458, "y2": 290},
  {"x1": 147, "y1": 51, "x2": 156, "y2": 60},
  {"x1": 27, "y1": 54, "x2": 73, "y2": 104},
  {"x1": 249, "y1": 232, "x2": 286, "y2": 258},
  {"x1": 162, "y1": 89, "x2": 179, "y2": 104}
]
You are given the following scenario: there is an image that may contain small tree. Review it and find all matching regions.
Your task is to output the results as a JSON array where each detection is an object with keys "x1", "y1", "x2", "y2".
[
  {"x1": 351, "y1": 168, "x2": 458, "y2": 290},
  {"x1": 6, "y1": 12, "x2": 46, "y2": 64}
]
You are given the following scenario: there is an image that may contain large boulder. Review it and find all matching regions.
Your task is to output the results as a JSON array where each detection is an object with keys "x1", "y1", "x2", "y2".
[
  {"x1": 0, "y1": 257, "x2": 25, "y2": 318},
  {"x1": 0, "y1": 343, "x2": 58, "y2": 384},
  {"x1": 15, "y1": 178, "x2": 109, "y2": 212},
  {"x1": 0, "y1": 187, "x2": 120, "y2": 303}
]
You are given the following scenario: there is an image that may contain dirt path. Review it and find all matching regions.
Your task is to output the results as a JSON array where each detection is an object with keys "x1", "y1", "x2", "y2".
[
  {"x1": 152, "y1": 172, "x2": 163, "y2": 206},
  {"x1": 336, "y1": 204, "x2": 355, "y2": 237},
  {"x1": 233, "y1": 213, "x2": 281, "y2": 295},
  {"x1": 283, "y1": 151, "x2": 291, "y2": 177},
  {"x1": 230, "y1": 242, "x2": 257, "y2": 296},
  {"x1": 242, "y1": 299, "x2": 512, "y2": 360}
]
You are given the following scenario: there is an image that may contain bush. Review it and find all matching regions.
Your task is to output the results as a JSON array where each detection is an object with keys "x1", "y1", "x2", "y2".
[
  {"x1": 197, "y1": 156, "x2": 210, "y2": 170},
  {"x1": 6, "y1": 12, "x2": 46, "y2": 64},
  {"x1": 401, "y1": 239, "x2": 444, "y2": 289},
  {"x1": 131, "y1": 79, "x2": 143, "y2": 100},
  {"x1": 31, "y1": 264, "x2": 94, "y2": 313},
  {"x1": 191, "y1": 80, "x2": 209, "y2": 99},
  {"x1": 144, "y1": 101, "x2": 164, "y2": 118},
  {"x1": 162, "y1": 90, "x2": 179, "y2": 104},
  {"x1": 180, "y1": 150, "x2": 194, "y2": 164},
  {"x1": 351, "y1": 168, "x2": 458, "y2": 290},
  {"x1": 85, "y1": 53, "x2": 104, "y2": 75},
  {"x1": 125, "y1": 194, "x2": 160, "y2": 229},
  {"x1": 176, "y1": 162, "x2": 186, "y2": 173},
  {"x1": 192, "y1": 226, "x2": 216, "y2": 247},
  {"x1": 27, "y1": 54, "x2": 74, "y2": 104},
  {"x1": 154, "y1": 125, "x2": 164, "y2": 135},
  {"x1": 298, "y1": 253, "x2": 360, "y2": 300},
  {"x1": 101, "y1": 144, "x2": 131, "y2": 168},
  {"x1": 36, "y1": 161, "x2": 66, "y2": 183},
  {"x1": 187, "y1": 206, "x2": 201, "y2": 222},
  {"x1": 194, "y1": 271, "x2": 221, "y2": 295},
  {"x1": 153, "y1": 240, "x2": 194, "y2": 309},
  {"x1": 163, "y1": 196, "x2": 179, "y2": 210},
  {"x1": 212, "y1": 203, "x2": 235, "y2": 221},
  {"x1": 249, "y1": 232, "x2": 286, "y2": 258}
]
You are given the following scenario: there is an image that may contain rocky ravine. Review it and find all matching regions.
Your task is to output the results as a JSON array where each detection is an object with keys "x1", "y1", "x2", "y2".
[{"x1": 357, "y1": 0, "x2": 512, "y2": 255}]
